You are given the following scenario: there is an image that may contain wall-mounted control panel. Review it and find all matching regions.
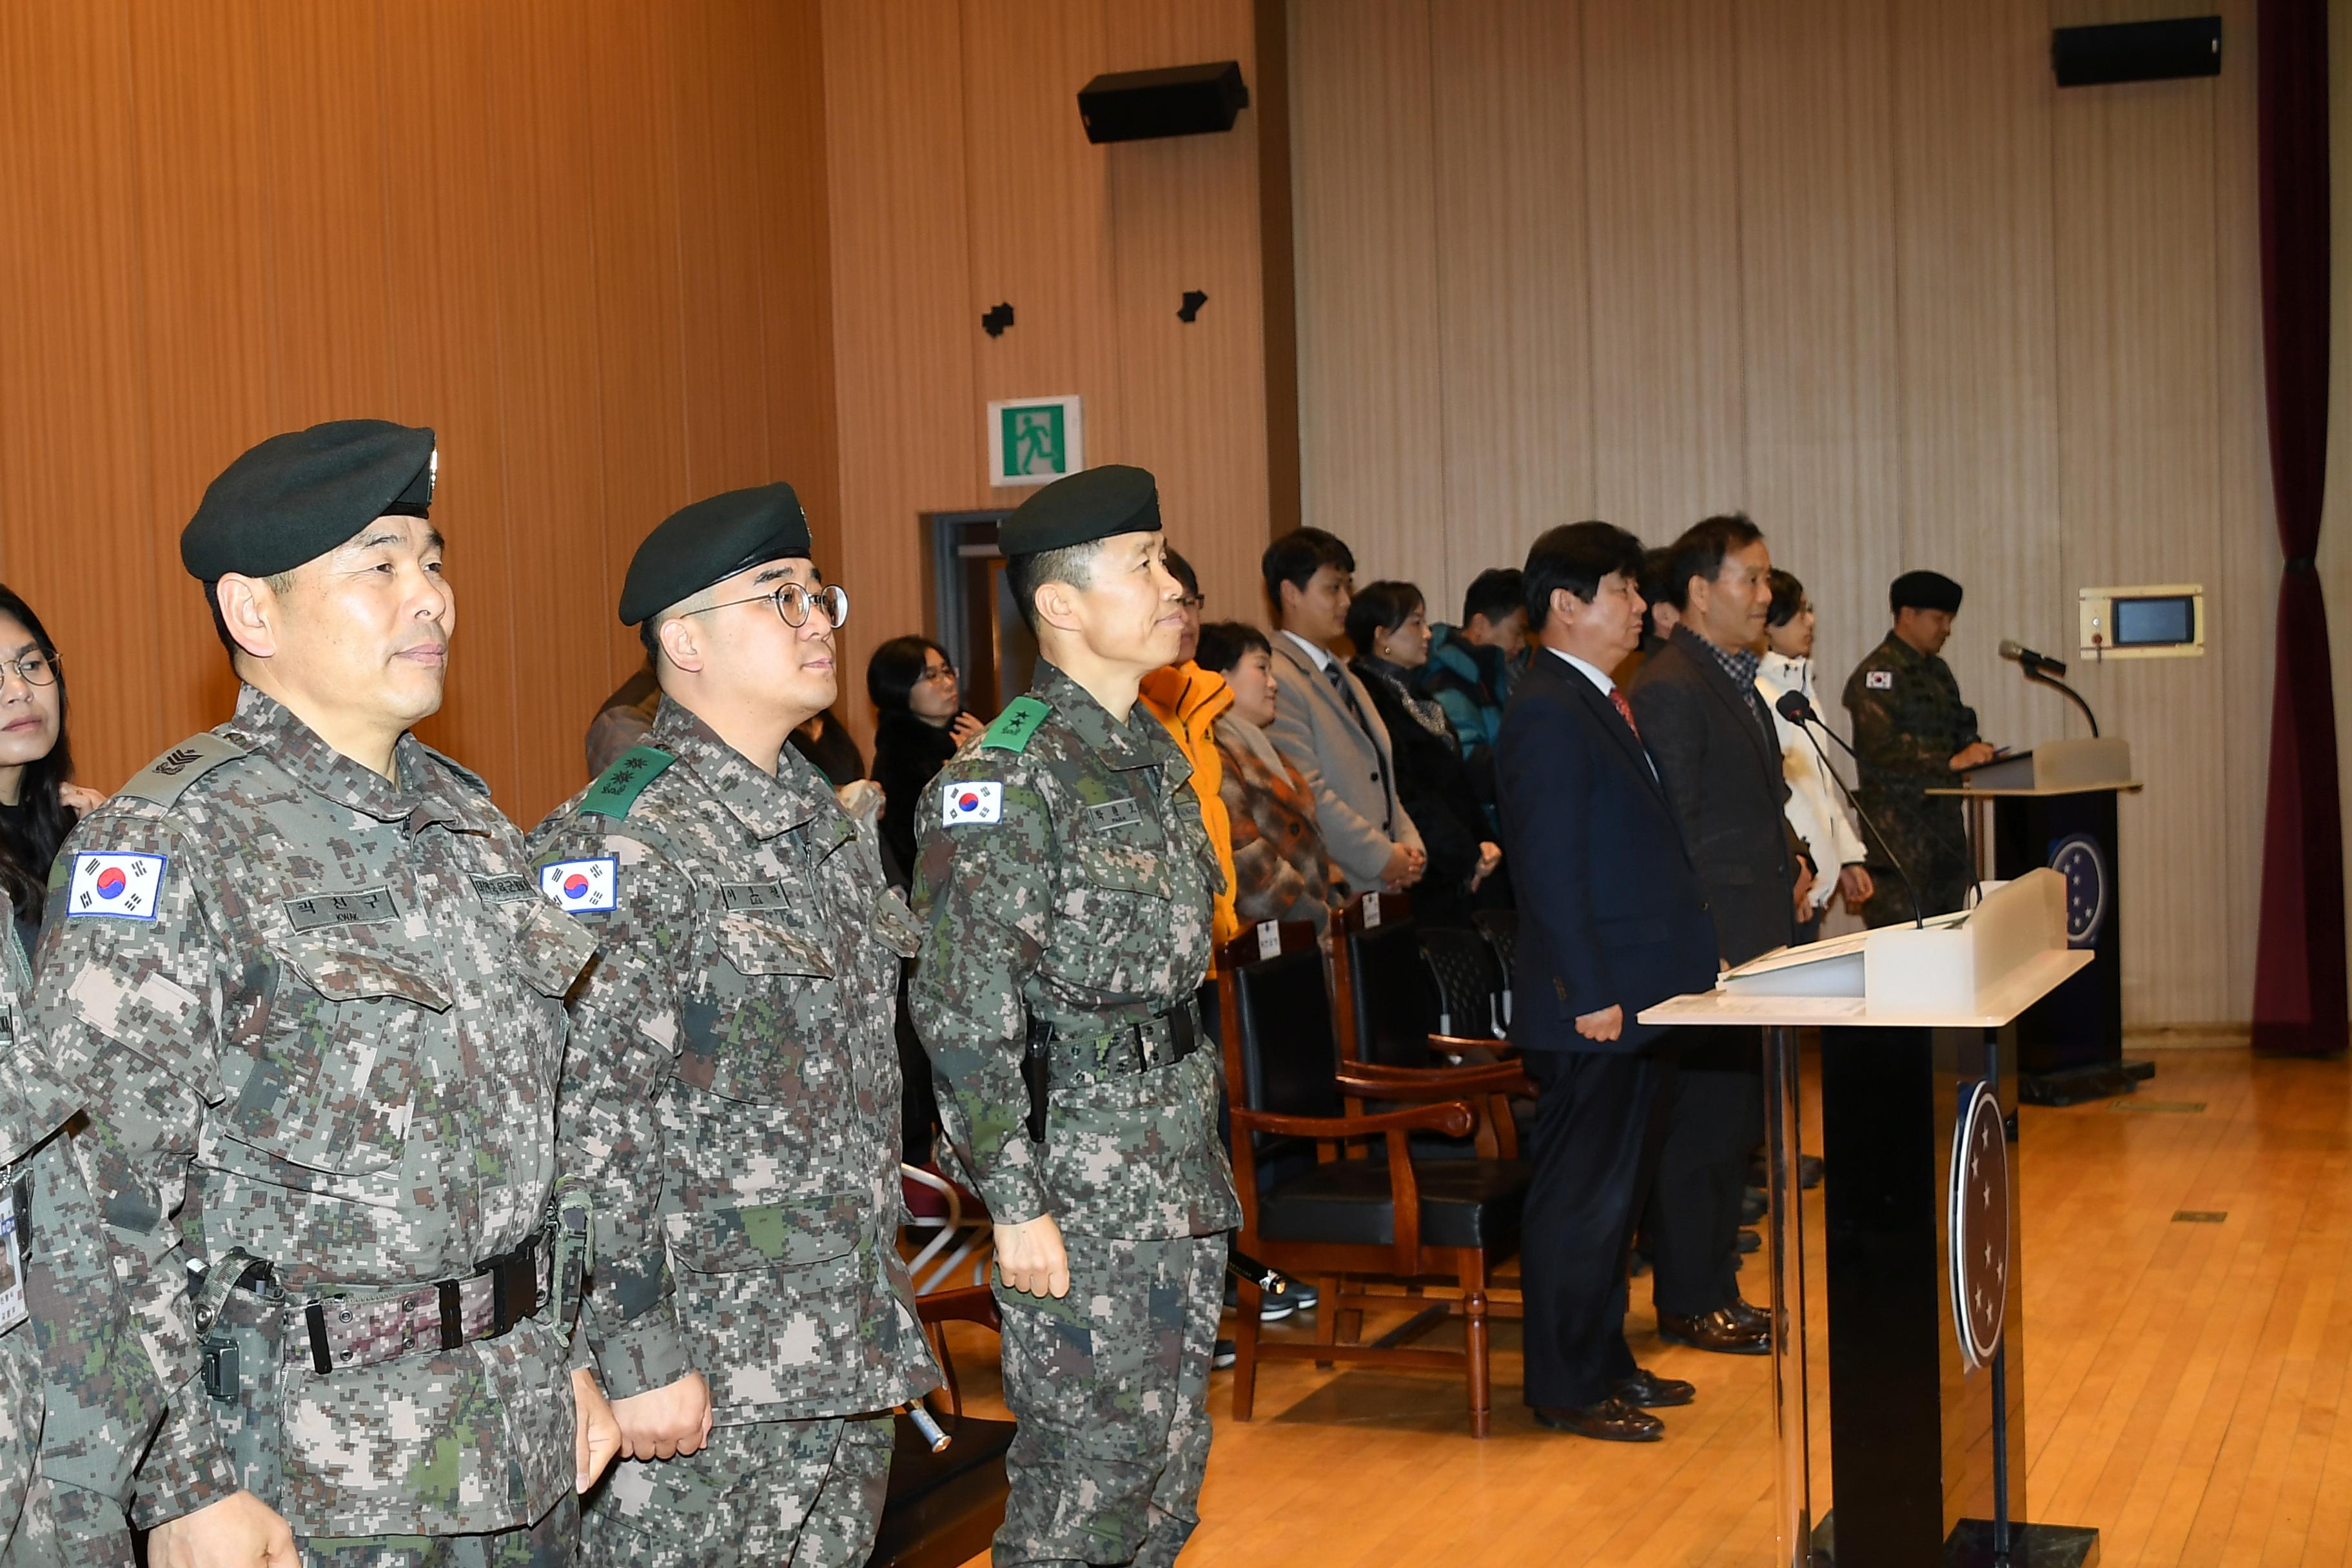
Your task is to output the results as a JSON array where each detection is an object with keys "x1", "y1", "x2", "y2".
[{"x1": 2079, "y1": 584, "x2": 2204, "y2": 659}]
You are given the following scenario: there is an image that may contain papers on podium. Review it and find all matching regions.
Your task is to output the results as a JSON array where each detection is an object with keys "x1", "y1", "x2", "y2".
[{"x1": 1640, "y1": 869, "x2": 2092, "y2": 1030}]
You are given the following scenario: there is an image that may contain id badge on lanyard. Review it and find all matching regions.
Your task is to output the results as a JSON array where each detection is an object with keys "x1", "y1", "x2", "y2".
[{"x1": 0, "y1": 1184, "x2": 28, "y2": 1335}]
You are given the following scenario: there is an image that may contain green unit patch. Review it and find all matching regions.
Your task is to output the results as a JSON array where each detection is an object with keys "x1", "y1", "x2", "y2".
[
  {"x1": 580, "y1": 745, "x2": 674, "y2": 819},
  {"x1": 983, "y1": 695, "x2": 1052, "y2": 754}
]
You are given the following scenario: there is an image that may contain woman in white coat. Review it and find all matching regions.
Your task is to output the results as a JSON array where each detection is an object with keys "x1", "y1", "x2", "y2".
[{"x1": 1754, "y1": 571, "x2": 1874, "y2": 943}]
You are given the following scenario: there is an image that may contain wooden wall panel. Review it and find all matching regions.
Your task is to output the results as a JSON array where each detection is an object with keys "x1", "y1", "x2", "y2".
[
  {"x1": 1288, "y1": 0, "x2": 2275, "y2": 1024},
  {"x1": 1102, "y1": 0, "x2": 1271, "y2": 628},
  {"x1": 1582, "y1": 0, "x2": 1747, "y2": 540},
  {"x1": 0, "y1": 0, "x2": 838, "y2": 827},
  {"x1": 1427, "y1": 0, "x2": 1594, "y2": 624},
  {"x1": 1288, "y1": 0, "x2": 1444, "y2": 593}
]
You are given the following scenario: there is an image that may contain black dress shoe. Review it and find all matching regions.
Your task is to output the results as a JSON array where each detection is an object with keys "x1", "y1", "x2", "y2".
[
  {"x1": 1657, "y1": 1308, "x2": 1771, "y2": 1355},
  {"x1": 1736, "y1": 1227, "x2": 1761, "y2": 1254},
  {"x1": 1723, "y1": 1297, "x2": 1769, "y2": 1334},
  {"x1": 1799, "y1": 1153, "x2": 1825, "y2": 1190},
  {"x1": 1533, "y1": 1396, "x2": 1665, "y2": 1442},
  {"x1": 1614, "y1": 1367, "x2": 1696, "y2": 1408},
  {"x1": 1741, "y1": 1186, "x2": 1768, "y2": 1224}
]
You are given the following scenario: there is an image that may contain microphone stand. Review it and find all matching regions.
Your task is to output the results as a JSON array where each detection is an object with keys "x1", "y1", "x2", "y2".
[
  {"x1": 2019, "y1": 660, "x2": 2099, "y2": 738},
  {"x1": 1779, "y1": 695, "x2": 1924, "y2": 929}
]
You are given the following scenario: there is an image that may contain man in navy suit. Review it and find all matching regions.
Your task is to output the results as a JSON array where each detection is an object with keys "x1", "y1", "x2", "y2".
[{"x1": 1496, "y1": 522, "x2": 1720, "y2": 1442}]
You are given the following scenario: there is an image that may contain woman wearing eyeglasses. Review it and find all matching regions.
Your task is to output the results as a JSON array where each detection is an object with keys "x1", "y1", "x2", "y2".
[
  {"x1": 868, "y1": 637, "x2": 983, "y2": 890},
  {"x1": 0, "y1": 587, "x2": 101, "y2": 959}
]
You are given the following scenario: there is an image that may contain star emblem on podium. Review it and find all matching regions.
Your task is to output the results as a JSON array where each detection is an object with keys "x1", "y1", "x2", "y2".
[
  {"x1": 2049, "y1": 832, "x2": 2108, "y2": 947},
  {"x1": 1950, "y1": 1080, "x2": 2011, "y2": 1370}
]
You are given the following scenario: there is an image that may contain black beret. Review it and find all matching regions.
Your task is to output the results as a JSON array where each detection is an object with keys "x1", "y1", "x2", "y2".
[
  {"x1": 619, "y1": 482, "x2": 813, "y2": 626},
  {"x1": 997, "y1": 464, "x2": 1160, "y2": 558},
  {"x1": 1890, "y1": 570, "x2": 1963, "y2": 615},
  {"x1": 181, "y1": 420, "x2": 436, "y2": 581}
]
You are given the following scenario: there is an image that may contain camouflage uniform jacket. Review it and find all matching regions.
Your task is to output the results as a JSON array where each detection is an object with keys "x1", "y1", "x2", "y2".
[
  {"x1": 528, "y1": 697, "x2": 937, "y2": 1424},
  {"x1": 32, "y1": 685, "x2": 596, "y2": 1537},
  {"x1": 1841, "y1": 630, "x2": 1980, "y2": 864},
  {"x1": 908, "y1": 662, "x2": 1240, "y2": 1242},
  {"x1": 0, "y1": 899, "x2": 164, "y2": 1560}
]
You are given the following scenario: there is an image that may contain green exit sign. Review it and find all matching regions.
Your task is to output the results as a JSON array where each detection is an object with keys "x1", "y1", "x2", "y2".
[{"x1": 988, "y1": 396, "x2": 1084, "y2": 487}]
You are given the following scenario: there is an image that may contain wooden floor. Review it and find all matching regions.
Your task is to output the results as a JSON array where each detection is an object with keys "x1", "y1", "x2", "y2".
[{"x1": 939, "y1": 1046, "x2": 2352, "y2": 1565}]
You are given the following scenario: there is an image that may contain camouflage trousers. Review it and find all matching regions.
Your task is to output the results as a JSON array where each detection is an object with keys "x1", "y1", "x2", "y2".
[
  {"x1": 992, "y1": 1233, "x2": 1223, "y2": 1567},
  {"x1": 582, "y1": 1414, "x2": 894, "y2": 1568},
  {"x1": 301, "y1": 1493, "x2": 578, "y2": 1568}
]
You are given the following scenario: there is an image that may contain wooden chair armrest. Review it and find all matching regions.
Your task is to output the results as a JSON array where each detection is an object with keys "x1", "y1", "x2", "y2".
[
  {"x1": 1340, "y1": 1063, "x2": 1532, "y2": 1096},
  {"x1": 914, "y1": 1284, "x2": 1002, "y2": 1331},
  {"x1": 1230, "y1": 1102, "x2": 1476, "y2": 1140},
  {"x1": 1429, "y1": 1032, "x2": 1511, "y2": 1054}
]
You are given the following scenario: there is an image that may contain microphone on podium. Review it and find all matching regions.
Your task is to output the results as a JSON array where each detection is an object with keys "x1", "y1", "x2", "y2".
[
  {"x1": 1773, "y1": 689, "x2": 1925, "y2": 930},
  {"x1": 1997, "y1": 639, "x2": 2099, "y2": 736}
]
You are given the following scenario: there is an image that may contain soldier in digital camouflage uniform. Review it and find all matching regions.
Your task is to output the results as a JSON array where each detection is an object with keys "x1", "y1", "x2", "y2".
[
  {"x1": 1841, "y1": 569, "x2": 1997, "y2": 924},
  {"x1": 32, "y1": 421, "x2": 620, "y2": 1568},
  {"x1": 909, "y1": 466, "x2": 1240, "y2": 1568},
  {"x1": 529, "y1": 484, "x2": 938, "y2": 1568},
  {"x1": 0, "y1": 894, "x2": 164, "y2": 1568}
]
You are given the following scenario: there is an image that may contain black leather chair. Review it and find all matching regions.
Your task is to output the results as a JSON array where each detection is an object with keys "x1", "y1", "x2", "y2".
[
  {"x1": 1418, "y1": 925, "x2": 1507, "y2": 1043},
  {"x1": 1220, "y1": 919, "x2": 1530, "y2": 1438},
  {"x1": 868, "y1": 1286, "x2": 1015, "y2": 1568}
]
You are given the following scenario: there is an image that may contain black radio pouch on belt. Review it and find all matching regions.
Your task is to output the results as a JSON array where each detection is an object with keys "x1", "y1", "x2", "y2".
[{"x1": 1023, "y1": 1014, "x2": 1052, "y2": 1142}]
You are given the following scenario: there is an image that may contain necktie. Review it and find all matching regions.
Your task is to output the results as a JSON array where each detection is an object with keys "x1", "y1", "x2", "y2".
[{"x1": 1609, "y1": 687, "x2": 1642, "y2": 741}]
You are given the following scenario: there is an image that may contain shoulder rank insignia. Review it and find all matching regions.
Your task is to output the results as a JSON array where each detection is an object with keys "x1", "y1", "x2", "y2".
[
  {"x1": 580, "y1": 745, "x2": 674, "y2": 819},
  {"x1": 115, "y1": 732, "x2": 248, "y2": 809},
  {"x1": 982, "y1": 696, "x2": 1050, "y2": 754}
]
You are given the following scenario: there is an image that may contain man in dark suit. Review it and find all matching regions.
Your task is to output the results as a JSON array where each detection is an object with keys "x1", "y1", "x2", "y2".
[
  {"x1": 1626, "y1": 513, "x2": 1810, "y2": 1356},
  {"x1": 1497, "y1": 522, "x2": 1720, "y2": 1442}
]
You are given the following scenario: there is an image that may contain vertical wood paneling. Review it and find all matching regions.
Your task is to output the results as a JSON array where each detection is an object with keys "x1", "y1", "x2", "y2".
[
  {"x1": 0, "y1": 1, "x2": 838, "y2": 825},
  {"x1": 1288, "y1": 0, "x2": 2276, "y2": 1024},
  {"x1": 1582, "y1": 0, "x2": 1747, "y2": 540},
  {"x1": 1102, "y1": 0, "x2": 1271, "y2": 627},
  {"x1": 1427, "y1": 0, "x2": 1595, "y2": 625},
  {"x1": 1288, "y1": 0, "x2": 1444, "y2": 590}
]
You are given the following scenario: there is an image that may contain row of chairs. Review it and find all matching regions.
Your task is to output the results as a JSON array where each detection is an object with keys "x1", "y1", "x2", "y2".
[{"x1": 1222, "y1": 894, "x2": 1535, "y2": 1438}]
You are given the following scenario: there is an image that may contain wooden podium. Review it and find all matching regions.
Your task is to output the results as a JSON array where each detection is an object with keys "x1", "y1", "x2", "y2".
[
  {"x1": 1931, "y1": 738, "x2": 2147, "y2": 1106},
  {"x1": 1643, "y1": 872, "x2": 2099, "y2": 1568}
]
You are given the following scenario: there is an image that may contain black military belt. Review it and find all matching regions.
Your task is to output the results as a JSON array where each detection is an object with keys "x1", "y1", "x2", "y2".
[{"x1": 286, "y1": 1235, "x2": 542, "y2": 1375}]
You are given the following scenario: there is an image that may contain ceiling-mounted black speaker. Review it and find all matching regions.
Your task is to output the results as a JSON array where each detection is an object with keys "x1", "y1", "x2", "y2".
[
  {"x1": 2052, "y1": 16, "x2": 2222, "y2": 86},
  {"x1": 1077, "y1": 62, "x2": 1248, "y2": 144}
]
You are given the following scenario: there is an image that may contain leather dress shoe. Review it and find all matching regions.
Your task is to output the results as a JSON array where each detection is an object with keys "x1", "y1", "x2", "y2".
[
  {"x1": 1741, "y1": 1186, "x2": 1768, "y2": 1224},
  {"x1": 1736, "y1": 1227, "x2": 1761, "y2": 1255},
  {"x1": 1657, "y1": 1308, "x2": 1770, "y2": 1355},
  {"x1": 1533, "y1": 1396, "x2": 1665, "y2": 1442},
  {"x1": 1724, "y1": 1296, "x2": 1769, "y2": 1334},
  {"x1": 1615, "y1": 1367, "x2": 1696, "y2": 1408}
]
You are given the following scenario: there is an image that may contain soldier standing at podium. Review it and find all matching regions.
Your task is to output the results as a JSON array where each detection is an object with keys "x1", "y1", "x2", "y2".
[{"x1": 1842, "y1": 570, "x2": 1997, "y2": 924}]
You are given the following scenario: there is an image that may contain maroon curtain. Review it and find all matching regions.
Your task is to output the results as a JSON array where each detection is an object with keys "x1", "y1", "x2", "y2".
[{"x1": 2253, "y1": 0, "x2": 2346, "y2": 1054}]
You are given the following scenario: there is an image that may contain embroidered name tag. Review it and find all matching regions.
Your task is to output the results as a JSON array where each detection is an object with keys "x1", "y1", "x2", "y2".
[
  {"x1": 1084, "y1": 798, "x2": 1146, "y2": 834},
  {"x1": 720, "y1": 881, "x2": 792, "y2": 914},
  {"x1": 67, "y1": 852, "x2": 166, "y2": 921},
  {"x1": 282, "y1": 887, "x2": 401, "y2": 932},
  {"x1": 471, "y1": 873, "x2": 536, "y2": 904}
]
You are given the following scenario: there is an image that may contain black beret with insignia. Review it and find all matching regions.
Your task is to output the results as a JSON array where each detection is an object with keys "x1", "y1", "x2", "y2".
[
  {"x1": 1890, "y1": 570, "x2": 1964, "y2": 615},
  {"x1": 181, "y1": 420, "x2": 436, "y2": 581},
  {"x1": 997, "y1": 464, "x2": 1160, "y2": 558},
  {"x1": 620, "y1": 482, "x2": 814, "y2": 626}
]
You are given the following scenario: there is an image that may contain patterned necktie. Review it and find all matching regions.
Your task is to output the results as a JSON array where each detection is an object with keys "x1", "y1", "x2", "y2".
[{"x1": 1609, "y1": 687, "x2": 1642, "y2": 741}]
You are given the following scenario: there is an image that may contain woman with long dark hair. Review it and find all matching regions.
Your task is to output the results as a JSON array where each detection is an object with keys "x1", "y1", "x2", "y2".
[
  {"x1": 868, "y1": 635, "x2": 983, "y2": 887},
  {"x1": 0, "y1": 587, "x2": 100, "y2": 956}
]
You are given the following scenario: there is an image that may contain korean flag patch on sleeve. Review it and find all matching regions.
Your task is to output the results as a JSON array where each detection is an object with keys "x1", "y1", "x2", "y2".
[
  {"x1": 1865, "y1": 669, "x2": 1894, "y2": 690},
  {"x1": 540, "y1": 857, "x2": 618, "y2": 914},
  {"x1": 941, "y1": 781, "x2": 1003, "y2": 827},
  {"x1": 68, "y1": 852, "x2": 166, "y2": 920}
]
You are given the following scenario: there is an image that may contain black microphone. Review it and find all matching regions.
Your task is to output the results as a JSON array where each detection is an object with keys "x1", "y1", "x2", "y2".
[
  {"x1": 1774, "y1": 689, "x2": 1925, "y2": 929},
  {"x1": 1999, "y1": 640, "x2": 2099, "y2": 736}
]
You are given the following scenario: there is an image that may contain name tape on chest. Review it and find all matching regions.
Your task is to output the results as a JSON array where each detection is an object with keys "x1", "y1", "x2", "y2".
[
  {"x1": 282, "y1": 887, "x2": 400, "y2": 932},
  {"x1": 542, "y1": 856, "x2": 618, "y2": 914},
  {"x1": 1866, "y1": 669, "x2": 1894, "y2": 690},
  {"x1": 942, "y1": 780, "x2": 1003, "y2": 827},
  {"x1": 720, "y1": 880, "x2": 791, "y2": 914},
  {"x1": 66, "y1": 852, "x2": 166, "y2": 921},
  {"x1": 1084, "y1": 797, "x2": 1146, "y2": 834},
  {"x1": 471, "y1": 872, "x2": 536, "y2": 905}
]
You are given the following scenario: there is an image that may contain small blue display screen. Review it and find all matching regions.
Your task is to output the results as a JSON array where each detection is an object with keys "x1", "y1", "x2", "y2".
[{"x1": 2113, "y1": 596, "x2": 2195, "y2": 646}]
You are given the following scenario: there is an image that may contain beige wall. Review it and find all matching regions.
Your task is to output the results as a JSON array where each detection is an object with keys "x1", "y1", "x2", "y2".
[
  {"x1": 821, "y1": 0, "x2": 1281, "y2": 727},
  {"x1": 1290, "y1": 0, "x2": 2277, "y2": 1028}
]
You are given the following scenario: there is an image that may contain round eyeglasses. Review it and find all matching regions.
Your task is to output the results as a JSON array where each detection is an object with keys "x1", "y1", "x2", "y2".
[
  {"x1": 685, "y1": 582, "x2": 849, "y2": 630},
  {"x1": 0, "y1": 652, "x2": 57, "y2": 687}
]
